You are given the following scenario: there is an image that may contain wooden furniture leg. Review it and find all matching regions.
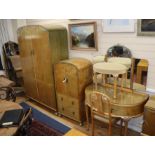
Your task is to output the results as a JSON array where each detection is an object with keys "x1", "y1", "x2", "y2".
[
  {"x1": 108, "y1": 118, "x2": 112, "y2": 136},
  {"x1": 85, "y1": 104, "x2": 89, "y2": 130},
  {"x1": 120, "y1": 119, "x2": 123, "y2": 136},
  {"x1": 124, "y1": 119, "x2": 129, "y2": 136},
  {"x1": 113, "y1": 76, "x2": 117, "y2": 99},
  {"x1": 91, "y1": 112, "x2": 95, "y2": 136}
]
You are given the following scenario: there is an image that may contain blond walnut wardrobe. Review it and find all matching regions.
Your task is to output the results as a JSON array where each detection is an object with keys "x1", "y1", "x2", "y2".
[{"x1": 18, "y1": 25, "x2": 68, "y2": 111}]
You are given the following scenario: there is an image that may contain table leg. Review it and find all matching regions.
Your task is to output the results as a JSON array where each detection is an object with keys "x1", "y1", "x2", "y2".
[
  {"x1": 114, "y1": 76, "x2": 117, "y2": 99},
  {"x1": 124, "y1": 119, "x2": 129, "y2": 136}
]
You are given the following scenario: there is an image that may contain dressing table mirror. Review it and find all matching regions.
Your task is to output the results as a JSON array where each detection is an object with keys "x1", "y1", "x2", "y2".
[{"x1": 105, "y1": 45, "x2": 148, "y2": 91}]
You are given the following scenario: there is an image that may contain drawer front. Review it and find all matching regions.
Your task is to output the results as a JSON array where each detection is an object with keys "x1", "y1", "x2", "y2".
[{"x1": 57, "y1": 94, "x2": 80, "y2": 121}]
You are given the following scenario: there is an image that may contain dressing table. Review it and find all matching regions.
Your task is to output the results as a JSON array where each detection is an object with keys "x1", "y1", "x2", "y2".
[{"x1": 85, "y1": 84, "x2": 149, "y2": 135}]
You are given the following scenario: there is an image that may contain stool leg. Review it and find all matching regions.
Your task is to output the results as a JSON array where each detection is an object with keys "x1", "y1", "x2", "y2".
[{"x1": 114, "y1": 76, "x2": 117, "y2": 99}]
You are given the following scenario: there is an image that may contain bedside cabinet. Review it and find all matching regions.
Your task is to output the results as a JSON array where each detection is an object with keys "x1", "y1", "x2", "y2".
[{"x1": 142, "y1": 97, "x2": 155, "y2": 136}]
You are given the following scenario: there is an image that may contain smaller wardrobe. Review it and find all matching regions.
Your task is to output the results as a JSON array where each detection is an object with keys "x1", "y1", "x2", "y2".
[
  {"x1": 54, "y1": 58, "x2": 93, "y2": 124},
  {"x1": 18, "y1": 25, "x2": 68, "y2": 111}
]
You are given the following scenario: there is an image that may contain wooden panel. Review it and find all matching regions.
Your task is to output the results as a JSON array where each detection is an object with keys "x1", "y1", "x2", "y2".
[
  {"x1": 18, "y1": 26, "x2": 69, "y2": 111},
  {"x1": 54, "y1": 63, "x2": 78, "y2": 98},
  {"x1": 142, "y1": 99, "x2": 155, "y2": 135},
  {"x1": 49, "y1": 29, "x2": 68, "y2": 62},
  {"x1": 18, "y1": 27, "x2": 39, "y2": 99},
  {"x1": 65, "y1": 64, "x2": 78, "y2": 98},
  {"x1": 31, "y1": 26, "x2": 56, "y2": 110},
  {"x1": 54, "y1": 63, "x2": 67, "y2": 95}
]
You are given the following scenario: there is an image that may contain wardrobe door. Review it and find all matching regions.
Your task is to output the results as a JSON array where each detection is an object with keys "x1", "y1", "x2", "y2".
[
  {"x1": 18, "y1": 27, "x2": 39, "y2": 99},
  {"x1": 31, "y1": 26, "x2": 56, "y2": 110}
]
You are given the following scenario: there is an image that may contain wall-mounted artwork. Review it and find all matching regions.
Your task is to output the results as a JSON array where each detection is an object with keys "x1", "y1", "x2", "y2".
[
  {"x1": 137, "y1": 19, "x2": 155, "y2": 36},
  {"x1": 69, "y1": 22, "x2": 98, "y2": 51},
  {"x1": 102, "y1": 19, "x2": 135, "y2": 32}
]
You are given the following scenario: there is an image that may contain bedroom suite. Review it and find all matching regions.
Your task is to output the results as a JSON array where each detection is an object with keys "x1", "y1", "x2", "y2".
[{"x1": 0, "y1": 19, "x2": 155, "y2": 136}]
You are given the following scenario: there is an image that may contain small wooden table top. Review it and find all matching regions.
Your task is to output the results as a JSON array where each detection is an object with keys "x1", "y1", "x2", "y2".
[{"x1": 0, "y1": 100, "x2": 22, "y2": 136}]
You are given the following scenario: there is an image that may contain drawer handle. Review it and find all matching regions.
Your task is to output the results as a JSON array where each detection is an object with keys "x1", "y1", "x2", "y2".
[
  {"x1": 72, "y1": 112, "x2": 75, "y2": 115},
  {"x1": 72, "y1": 101, "x2": 74, "y2": 105},
  {"x1": 62, "y1": 107, "x2": 64, "y2": 111},
  {"x1": 61, "y1": 97, "x2": 63, "y2": 101}
]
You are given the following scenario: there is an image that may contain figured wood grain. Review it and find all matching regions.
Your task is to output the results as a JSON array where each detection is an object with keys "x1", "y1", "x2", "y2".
[
  {"x1": 54, "y1": 58, "x2": 93, "y2": 123},
  {"x1": 18, "y1": 25, "x2": 69, "y2": 111}
]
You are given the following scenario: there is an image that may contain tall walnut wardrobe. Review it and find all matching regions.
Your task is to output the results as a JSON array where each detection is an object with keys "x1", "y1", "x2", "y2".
[{"x1": 17, "y1": 25, "x2": 68, "y2": 111}]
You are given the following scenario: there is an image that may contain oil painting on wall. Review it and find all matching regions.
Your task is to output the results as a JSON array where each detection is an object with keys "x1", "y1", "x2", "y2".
[
  {"x1": 69, "y1": 22, "x2": 98, "y2": 50},
  {"x1": 137, "y1": 19, "x2": 155, "y2": 36}
]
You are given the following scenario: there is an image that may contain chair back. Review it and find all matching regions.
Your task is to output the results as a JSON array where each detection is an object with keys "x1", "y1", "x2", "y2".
[
  {"x1": 90, "y1": 91, "x2": 112, "y2": 118},
  {"x1": 16, "y1": 108, "x2": 32, "y2": 135},
  {"x1": 0, "y1": 86, "x2": 16, "y2": 102}
]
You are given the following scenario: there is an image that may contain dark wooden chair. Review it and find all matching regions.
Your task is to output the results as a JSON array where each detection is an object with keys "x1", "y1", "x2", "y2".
[{"x1": 15, "y1": 108, "x2": 33, "y2": 136}]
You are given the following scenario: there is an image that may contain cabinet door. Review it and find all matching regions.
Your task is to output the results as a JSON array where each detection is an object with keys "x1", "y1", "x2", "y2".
[
  {"x1": 31, "y1": 26, "x2": 56, "y2": 110},
  {"x1": 54, "y1": 63, "x2": 78, "y2": 98},
  {"x1": 18, "y1": 28, "x2": 39, "y2": 99},
  {"x1": 65, "y1": 64, "x2": 78, "y2": 98}
]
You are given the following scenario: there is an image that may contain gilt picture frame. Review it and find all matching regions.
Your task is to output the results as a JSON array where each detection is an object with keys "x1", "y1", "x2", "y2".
[
  {"x1": 69, "y1": 22, "x2": 98, "y2": 51},
  {"x1": 137, "y1": 19, "x2": 155, "y2": 36}
]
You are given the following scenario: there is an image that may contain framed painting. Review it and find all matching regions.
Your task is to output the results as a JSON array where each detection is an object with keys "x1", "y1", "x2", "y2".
[
  {"x1": 102, "y1": 19, "x2": 135, "y2": 32},
  {"x1": 137, "y1": 19, "x2": 155, "y2": 36},
  {"x1": 69, "y1": 22, "x2": 98, "y2": 51}
]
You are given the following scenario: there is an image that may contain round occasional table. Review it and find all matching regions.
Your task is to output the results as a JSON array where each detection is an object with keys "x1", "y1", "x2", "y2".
[
  {"x1": 93, "y1": 62, "x2": 127, "y2": 98},
  {"x1": 0, "y1": 100, "x2": 22, "y2": 136},
  {"x1": 85, "y1": 84, "x2": 149, "y2": 135}
]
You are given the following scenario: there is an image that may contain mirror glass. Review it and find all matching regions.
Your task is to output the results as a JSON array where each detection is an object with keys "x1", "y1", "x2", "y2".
[{"x1": 106, "y1": 45, "x2": 148, "y2": 91}]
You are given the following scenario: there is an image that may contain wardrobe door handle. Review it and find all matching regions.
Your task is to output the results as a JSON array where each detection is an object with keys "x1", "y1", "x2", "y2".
[{"x1": 62, "y1": 77, "x2": 68, "y2": 83}]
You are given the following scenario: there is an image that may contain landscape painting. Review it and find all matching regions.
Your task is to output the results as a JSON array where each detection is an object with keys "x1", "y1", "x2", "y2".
[
  {"x1": 137, "y1": 19, "x2": 155, "y2": 36},
  {"x1": 69, "y1": 22, "x2": 97, "y2": 50}
]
